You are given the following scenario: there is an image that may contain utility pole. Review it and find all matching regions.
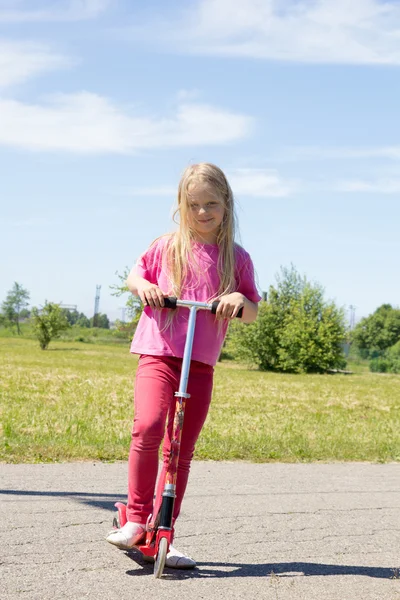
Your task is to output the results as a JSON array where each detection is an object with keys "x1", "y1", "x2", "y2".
[
  {"x1": 349, "y1": 305, "x2": 356, "y2": 330},
  {"x1": 93, "y1": 285, "x2": 101, "y2": 327}
]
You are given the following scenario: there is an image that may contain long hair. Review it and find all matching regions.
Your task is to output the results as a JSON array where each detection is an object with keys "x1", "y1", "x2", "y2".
[{"x1": 165, "y1": 162, "x2": 238, "y2": 301}]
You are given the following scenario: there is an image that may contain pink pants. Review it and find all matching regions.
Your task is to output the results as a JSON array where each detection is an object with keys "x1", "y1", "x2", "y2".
[{"x1": 127, "y1": 354, "x2": 214, "y2": 527}]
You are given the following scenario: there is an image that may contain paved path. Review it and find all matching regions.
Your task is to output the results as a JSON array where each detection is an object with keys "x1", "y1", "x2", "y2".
[{"x1": 1, "y1": 461, "x2": 399, "y2": 600}]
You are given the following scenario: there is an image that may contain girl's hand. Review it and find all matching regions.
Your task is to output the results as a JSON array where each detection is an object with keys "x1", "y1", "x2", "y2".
[
  {"x1": 137, "y1": 282, "x2": 165, "y2": 310},
  {"x1": 215, "y1": 292, "x2": 245, "y2": 320}
]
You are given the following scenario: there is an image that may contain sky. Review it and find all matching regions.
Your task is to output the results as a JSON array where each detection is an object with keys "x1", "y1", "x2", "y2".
[{"x1": 1, "y1": 0, "x2": 399, "y2": 324}]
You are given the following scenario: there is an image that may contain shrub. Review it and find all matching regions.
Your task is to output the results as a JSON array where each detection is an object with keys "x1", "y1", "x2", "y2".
[
  {"x1": 229, "y1": 265, "x2": 347, "y2": 373},
  {"x1": 369, "y1": 358, "x2": 389, "y2": 373},
  {"x1": 369, "y1": 341, "x2": 400, "y2": 373},
  {"x1": 31, "y1": 303, "x2": 70, "y2": 350}
]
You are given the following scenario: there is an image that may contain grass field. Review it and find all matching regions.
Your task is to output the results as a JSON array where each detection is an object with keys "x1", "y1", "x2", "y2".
[{"x1": 1, "y1": 336, "x2": 399, "y2": 463}]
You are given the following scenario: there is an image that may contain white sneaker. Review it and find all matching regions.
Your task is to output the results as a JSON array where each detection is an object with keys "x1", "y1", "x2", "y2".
[
  {"x1": 142, "y1": 544, "x2": 196, "y2": 569},
  {"x1": 105, "y1": 521, "x2": 146, "y2": 550}
]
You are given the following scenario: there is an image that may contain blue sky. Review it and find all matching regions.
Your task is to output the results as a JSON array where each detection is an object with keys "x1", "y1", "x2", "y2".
[{"x1": 1, "y1": 0, "x2": 399, "y2": 324}]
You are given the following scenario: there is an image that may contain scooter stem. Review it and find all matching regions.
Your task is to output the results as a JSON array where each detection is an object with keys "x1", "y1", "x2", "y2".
[
  {"x1": 177, "y1": 305, "x2": 198, "y2": 398},
  {"x1": 156, "y1": 305, "x2": 199, "y2": 532}
]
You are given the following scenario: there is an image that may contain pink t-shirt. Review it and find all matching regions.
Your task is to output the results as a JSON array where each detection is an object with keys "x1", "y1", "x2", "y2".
[{"x1": 130, "y1": 235, "x2": 262, "y2": 366}]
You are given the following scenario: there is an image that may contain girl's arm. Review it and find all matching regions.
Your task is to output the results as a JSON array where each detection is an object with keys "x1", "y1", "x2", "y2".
[
  {"x1": 126, "y1": 268, "x2": 165, "y2": 309},
  {"x1": 239, "y1": 295, "x2": 259, "y2": 323},
  {"x1": 215, "y1": 292, "x2": 258, "y2": 324}
]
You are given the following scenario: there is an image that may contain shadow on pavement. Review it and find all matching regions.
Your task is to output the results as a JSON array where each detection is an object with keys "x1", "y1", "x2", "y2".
[
  {"x1": 0, "y1": 489, "x2": 125, "y2": 512},
  {"x1": 125, "y1": 552, "x2": 398, "y2": 580}
]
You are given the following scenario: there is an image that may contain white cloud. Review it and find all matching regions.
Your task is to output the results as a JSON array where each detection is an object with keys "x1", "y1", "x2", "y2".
[
  {"x1": 120, "y1": 186, "x2": 177, "y2": 197},
  {"x1": 0, "y1": 0, "x2": 110, "y2": 22},
  {"x1": 0, "y1": 40, "x2": 72, "y2": 88},
  {"x1": 228, "y1": 168, "x2": 294, "y2": 197},
  {"x1": 277, "y1": 145, "x2": 400, "y2": 162},
  {"x1": 0, "y1": 92, "x2": 253, "y2": 153},
  {"x1": 337, "y1": 179, "x2": 400, "y2": 193},
  {"x1": 129, "y1": 0, "x2": 400, "y2": 65},
  {"x1": 176, "y1": 89, "x2": 201, "y2": 102},
  {"x1": 116, "y1": 168, "x2": 294, "y2": 198}
]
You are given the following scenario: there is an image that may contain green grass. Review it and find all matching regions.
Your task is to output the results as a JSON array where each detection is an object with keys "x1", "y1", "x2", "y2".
[
  {"x1": 0, "y1": 322, "x2": 131, "y2": 344},
  {"x1": 1, "y1": 337, "x2": 399, "y2": 463}
]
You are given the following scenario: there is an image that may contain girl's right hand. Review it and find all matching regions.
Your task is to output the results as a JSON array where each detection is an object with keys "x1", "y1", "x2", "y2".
[{"x1": 137, "y1": 282, "x2": 165, "y2": 309}]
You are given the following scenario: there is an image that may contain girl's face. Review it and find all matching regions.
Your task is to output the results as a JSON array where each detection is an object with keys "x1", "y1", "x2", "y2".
[{"x1": 186, "y1": 185, "x2": 225, "y2": 244}]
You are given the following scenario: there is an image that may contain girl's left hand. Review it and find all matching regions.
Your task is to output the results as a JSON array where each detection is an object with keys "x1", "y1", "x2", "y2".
[{"x1": 215, "y1": 292, "x2": 245, "y2": 320}]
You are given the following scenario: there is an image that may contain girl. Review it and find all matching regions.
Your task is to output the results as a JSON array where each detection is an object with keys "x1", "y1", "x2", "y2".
[{"x1": 106, "y1": 163, "x2": 261, "y2": 568}]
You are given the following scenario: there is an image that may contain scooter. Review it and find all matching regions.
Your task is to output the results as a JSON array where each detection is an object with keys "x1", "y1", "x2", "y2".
[{"x1": 111, "y1": 296, "x2": 243, "y2": 578}]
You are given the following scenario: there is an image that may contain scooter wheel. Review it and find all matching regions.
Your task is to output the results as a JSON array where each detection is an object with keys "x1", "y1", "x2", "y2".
[
  {"x1": 154, "y1": 537, "x2": 168, "y2": 579},
  {"x1": 112, "y1": 513, "x2": 120, "y2": 529}
]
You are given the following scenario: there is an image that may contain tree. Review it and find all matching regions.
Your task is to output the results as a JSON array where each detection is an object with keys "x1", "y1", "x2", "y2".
[
  {"x1": 110, "y1": 267, "x2": 143, "y2": 331},
  {"x1": 62, "y1": 309, "x2": 79, "y2": 325},
  {"x1": 76, "y1": 314, "x2": 90, "y2": 328},
  {"x1": 90, "y1": 313, "x2": 110, "y2": 329},
  {"x1": 230, "y1": 264, "x2": 347, "y2": 373},
  {"x1": 62, "y1": 309, "x2": 90, "y2": 327},
  {"x1": 351, "y1": 304, "x2": 400, "y2": 356},
  {"x1": 31, "y1": 302, "x2": 70, "y2": 350},
  {"x1": 1, "y1": 282, "x2": 30, "y2": 334}
]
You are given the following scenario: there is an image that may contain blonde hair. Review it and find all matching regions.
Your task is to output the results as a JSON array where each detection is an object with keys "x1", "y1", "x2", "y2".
[{"x1": 164, "y1": 162, "x2": 238, "y2": 301}]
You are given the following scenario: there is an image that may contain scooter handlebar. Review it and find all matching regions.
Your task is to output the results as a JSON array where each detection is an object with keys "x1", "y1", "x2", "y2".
[
  {"x1": 162, "y1": 296, "x2": 178, "y2": 310},
  {"x1": 211, "y1": 300, "x2": 243, "y2": 319},
  {"x1": 162, "y1": 296, "x2": 243, "y2": 318}
]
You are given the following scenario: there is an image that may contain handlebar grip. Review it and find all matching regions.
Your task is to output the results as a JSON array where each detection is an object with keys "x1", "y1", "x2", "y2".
[
  {"x1": 211, "y1": 300, "x2": 243, "y2": 319},
  {"x1": 163, "y1": 296, "x2": 177, "y2": 309}
]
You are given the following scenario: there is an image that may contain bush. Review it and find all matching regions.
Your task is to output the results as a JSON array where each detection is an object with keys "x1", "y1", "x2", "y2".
[
  {"x1": 387, "y1": 340, "x2": 400, "y2": 360},
  {"x1": 369, "y1": 358, "x2": 389, "y2": 373},
  {"x1": 229, "y1": 265, "x2": 347, "y2": 373},
  {"x1": 31, "y1": 303, "x2": 70, "y2": 350},
  {"x1": 369, "y1": 341, "x2": 400, "y2": 373},
  {"x1": 389, "y1": 360, "x2": 400, "y2": 373}
]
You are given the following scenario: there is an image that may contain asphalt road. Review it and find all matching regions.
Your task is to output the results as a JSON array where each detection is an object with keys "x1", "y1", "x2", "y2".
[{"x1": 1, "y1": 461, "x2": 399, "y2": 600}]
